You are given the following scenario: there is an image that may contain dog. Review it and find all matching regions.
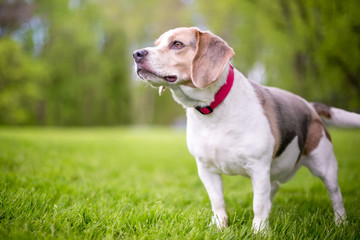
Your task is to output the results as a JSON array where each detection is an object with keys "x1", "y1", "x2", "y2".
[{"x1": 133, "y1": 27, "x2": 360, "y2": 232}]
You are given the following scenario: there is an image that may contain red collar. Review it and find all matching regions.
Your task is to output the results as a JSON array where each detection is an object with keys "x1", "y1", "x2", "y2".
[{"x1": 195, "y1": 64, "x2": 234, "y2": 115}]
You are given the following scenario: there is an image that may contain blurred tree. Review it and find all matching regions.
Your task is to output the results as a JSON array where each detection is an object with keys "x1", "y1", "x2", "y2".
[
  {"x1": 0, "y1": 37, "x2": 48, "y2": 124},
  {"x1": 0, "y1": 0, "x2": 358, "y2": 126},
  {"x1": 39, "y1": 1, "x2": 106, "y2": 125},
  {"x1": 99, "y1": 0, "x2": 193, "y2": 125},
  {"x1": 0, "y1": 0, "x2": 33, "y2": 36},
  {"x1": 31, "y1": 0, "x2": 133, "y2": 125},
  {"x1": 196, "y1": 0, "x2": 360, "y2": 109}
]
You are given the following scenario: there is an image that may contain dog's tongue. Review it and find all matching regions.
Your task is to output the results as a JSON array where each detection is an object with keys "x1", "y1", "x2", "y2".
[{"x1": 159, "y1": 86, "x2": 166, "y2": 96}]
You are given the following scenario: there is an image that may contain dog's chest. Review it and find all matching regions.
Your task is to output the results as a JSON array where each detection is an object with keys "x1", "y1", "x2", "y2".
[
  {"x1": 188, "y1": 128, "x2": 249, "y2": 176},
  {"x1": 186, "y1": 109, "x2": 274, "y2": 176}
]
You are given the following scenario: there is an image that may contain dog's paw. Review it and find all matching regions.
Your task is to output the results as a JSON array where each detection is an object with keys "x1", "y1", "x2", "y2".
[
  {"x1": 210, "y1": 214, "x2": 228, "y2": 230},
  {"x1": 335, "y1": 213, "x2": 347, "y2": 226},
  {"x1": 252, "y1": 218, "x2": 269, "y2": 234}
]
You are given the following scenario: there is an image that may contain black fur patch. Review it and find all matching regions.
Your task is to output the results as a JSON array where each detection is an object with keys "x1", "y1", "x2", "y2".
[
  {"x1": 250, "y1": 82, "x2": 313, "y2": 157},
  {"x1": 270, "y1": 90, "x2": 312, "y2": 157}
]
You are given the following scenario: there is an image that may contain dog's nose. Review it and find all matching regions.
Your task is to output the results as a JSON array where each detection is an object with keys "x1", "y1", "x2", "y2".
[{"x1": 133, "y1": 49, "x2": 148, "y2": 63}]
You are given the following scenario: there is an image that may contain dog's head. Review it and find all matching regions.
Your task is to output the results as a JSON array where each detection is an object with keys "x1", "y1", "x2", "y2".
[{"x1": 133, "y1": 27, "x2": 235, "y2": 89}]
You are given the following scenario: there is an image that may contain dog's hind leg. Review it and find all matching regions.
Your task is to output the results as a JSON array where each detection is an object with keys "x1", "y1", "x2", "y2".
[{"x1": 302, "y1": 132, "x2": 346, "y2": 225}]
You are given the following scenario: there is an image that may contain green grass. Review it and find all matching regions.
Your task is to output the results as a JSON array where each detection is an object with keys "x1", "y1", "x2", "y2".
[{"x1": 0, "y1": 127, "x2": 359, "y2": 239}]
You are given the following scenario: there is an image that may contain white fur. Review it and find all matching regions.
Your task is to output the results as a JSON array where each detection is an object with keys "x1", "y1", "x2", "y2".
[
  {"x1": 324, "y1": 107, "x2": 360, "y2": 127},
  {"x1": 270, "y1": 136, "x2": 301, "y2": 183}
]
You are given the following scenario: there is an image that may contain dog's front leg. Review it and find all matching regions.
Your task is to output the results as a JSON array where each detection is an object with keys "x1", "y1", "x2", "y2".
[
  {"x1": 196, "y1": 160, "x2": 228, "y2": 229},
  {"x1": 251, "y1": 168, "x2": 271, "y2": 233}
]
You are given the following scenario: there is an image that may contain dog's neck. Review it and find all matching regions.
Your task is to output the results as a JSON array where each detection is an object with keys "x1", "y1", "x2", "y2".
[{"x1": 169, "y1": 64, "x2": 230, "y2": 109}]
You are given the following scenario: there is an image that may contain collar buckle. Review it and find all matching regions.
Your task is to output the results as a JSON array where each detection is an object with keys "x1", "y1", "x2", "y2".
[{"x1": 195, "y1": 106, "x2": 213, "y2": 115}]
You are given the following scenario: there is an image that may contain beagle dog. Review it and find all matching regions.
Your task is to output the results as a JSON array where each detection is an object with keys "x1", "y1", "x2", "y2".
[{"x1": 133, "y1": 27, "x2": 360, "y2": 232}]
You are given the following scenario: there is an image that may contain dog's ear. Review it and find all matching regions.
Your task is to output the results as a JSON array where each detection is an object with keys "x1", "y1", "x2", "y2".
[{"x1": 191, "y1": 30, "x2": 235, "y2": 89}]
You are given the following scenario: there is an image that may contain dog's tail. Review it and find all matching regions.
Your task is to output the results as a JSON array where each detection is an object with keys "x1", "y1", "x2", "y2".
[{"x1": 311, "y1": 102, "x2": 360, "y2": 127}]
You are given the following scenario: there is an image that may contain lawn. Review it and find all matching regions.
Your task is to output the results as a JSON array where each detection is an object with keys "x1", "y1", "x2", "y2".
[{"x1": 0, "y1": 127, "x2": 359, "y2": 239}]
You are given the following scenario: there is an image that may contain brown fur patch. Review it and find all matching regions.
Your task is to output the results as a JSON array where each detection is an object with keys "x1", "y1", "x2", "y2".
[
  {"x1": 303, "y1": 118, "x2": 324, "y2": 155},
  {"x1": 312, "y1": 102, "x2": 332, "y2": 119},
  {"x1": 250, "y1": 82, "x2": 281, "y2": 158},
  {"x1": 303, "y1": 102, "x2": 333, "y2": 156},
  {"x1": 303, "y1": 117, "x2": 332, "y2": 155}
]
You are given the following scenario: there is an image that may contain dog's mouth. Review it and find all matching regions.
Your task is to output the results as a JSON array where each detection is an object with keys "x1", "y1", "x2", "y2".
[
  {"x1": 137, "y1": 68, "x2": 177, "y2": 83},
  {"x1": 164, "y1": 75, "x2": 177, "y2": 82}
]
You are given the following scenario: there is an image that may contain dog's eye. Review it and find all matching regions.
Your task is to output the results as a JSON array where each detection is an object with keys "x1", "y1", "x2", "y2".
[{"x1": 171, "y1": 41, "x2": 184, "y2": 49}]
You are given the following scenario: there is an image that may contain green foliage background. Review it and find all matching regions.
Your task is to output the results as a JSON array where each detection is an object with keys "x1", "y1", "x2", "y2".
[{"x1": 1, "y1": 0, "x2": 359, "y2": 125}]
